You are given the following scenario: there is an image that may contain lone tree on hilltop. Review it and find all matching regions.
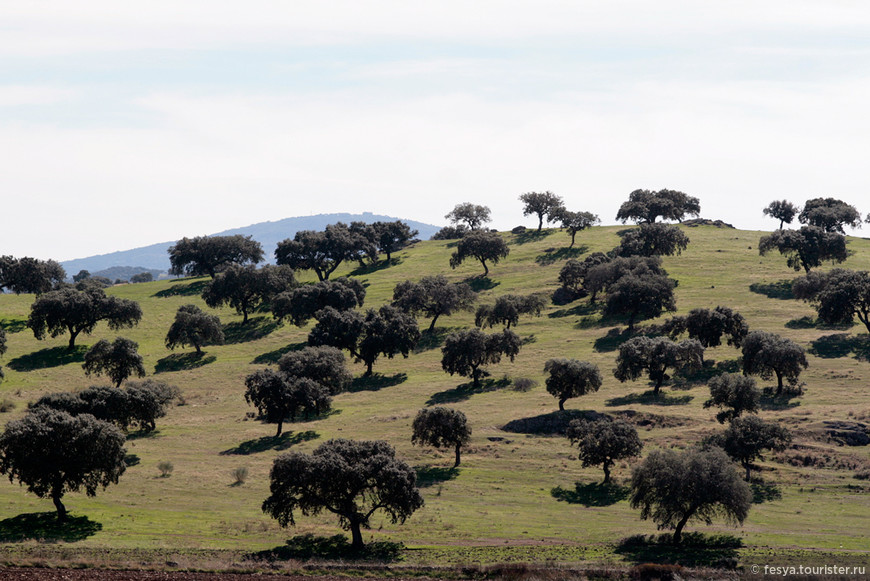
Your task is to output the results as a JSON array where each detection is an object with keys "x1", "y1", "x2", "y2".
[
  {"x1": 708, "y1": 415, "x2": 792, "y2": 481},
  {"x1": 567, "y1": 416, "x2": 643, "y2": 484},
  {"x1": 165, "y1": 304, "x2": 224, "y2": 355},
  {"x1": 392, "y1": 275, "x2": 476, "y2": 332},
  {"x1": 202, "y1": 264, "x2": 296, "y2": 324},
  {"x1": 793, "y1": 268, "x2": 870, "y2": 333},
  {"x1": 703, "y1": 373, "x2": 761, "y2": 424},
  {"x1": 763, "y1": 200, "x2": 798, "y2": 230},
  {"x1": 614, "y1": 336, "x2": 704, "y2": 396},
  {"x1": 28, "y1": 287, "x2": 142, "y2": 350},
  {"x1": 0, "y1": 256, "x2": 66, "y2": 295},
  {"x1": 741, "y1": 330, "x2": 808, "y2": 394},
  {"x1": 277, "y1": 345, "x2": 352, "y2": 395},
  {"x1": 0, "y1": 407, "x2": 126, "y2": 521},
  {"x1": 441, "y1": 328, "x2": 521, "y2": 389},
  {"x1": 83, "y1": 337, "x2": 146, "y2": 387},
  {"x1": 445, "y1": 203, "x2": 492, "y2": 230},
  {"x1": 262, "y1": 439, "x2": 424, "y2": 550},
  {"x1": 168, "y1": 234, "x2": 264, "y2": 278},
  {"x1": 412, "y1": 407, "x2": 472, "y2": 467},
  {"x1": 798, "y1": 197, "x2": 861, "y2": 233},
  {"x1": 519, "y1": 191, "x2": 565, "y2": 232},
  {"x1": 275, "y1": 223, "x2": 360, "y2": 281},
  {"x1": 475, "y1": 294, "x2": 545, "y2": 329},
  {"x1": 630, "y1": 446, "x2": 751, "y2": 545},
  {"x1": 244, "y1": 369, "x2": 331, "y2": 436},
  {"x1": 273, "y1": 277, "x2": 365, "y2": 327},
  {"x1": 449, "y1": 230, "x2": 510, "y2": 276},
  {"x1": 559, "y1": 210, "x2": 600, "y2": 247},
  {"x1": 614, "y1": 223, "x2": 690, "y2": 257},
  {"x1": 544, "y1": 358, "x2": 602, "y2": 411},
  {"x1": 759, "y1": 226, "x2": 847, "y2": 272},
  {"x1": 616, "y1": 189, "x2": 700, "y2": 224}
]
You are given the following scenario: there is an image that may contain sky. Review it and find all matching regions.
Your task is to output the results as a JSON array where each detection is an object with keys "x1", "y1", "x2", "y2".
[{"x1": 2, "y1": 1, "x2": 869, "y2": 261}]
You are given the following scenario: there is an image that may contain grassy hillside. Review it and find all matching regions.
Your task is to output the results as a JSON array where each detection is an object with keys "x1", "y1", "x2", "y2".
[{"x1": 1, "y1": 224, "x2": 869, "y2": 570}]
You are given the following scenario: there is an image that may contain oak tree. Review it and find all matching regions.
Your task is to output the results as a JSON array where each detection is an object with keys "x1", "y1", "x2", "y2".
[
  {"x1": 614, "y1": 336, "x2": 704, "y2": 395},
  {"x1": 543, "y1": 358, "x2": 602, "y2": 411},
  {"x1": 165, "y1": 304, "x2": 224, "y2": 354},
  {"x1": 519, "y1": 191, "x2": 565, "y2": 231},
  {"x1": 741, "y1": 330, "x2": 808, "y2": 394},
  {"x1": 411, "y1": 407, "x2": 472, "y2": 467},
  {"x1": 82, "y1": 337, "x2": 146, "y2": 387},
  {"x1": 392, "y1": 275, "x2": 476, "y2": 332},
  {"x1": 449, "y1": 230, "x2": 510, "y2": 276},
  {"x1": 445, "y1": 203, "x2": 492, "y2": 230},
  {"x1": 441, "y1": 328, "x2": 521, "y2": 388},
  {"x1": 758, "y1": 226, "x2": 847, "y2": 272},
  {"x1": 168, "y1": 235, "x2": 264, "y2": 278},
  {"x1": 615, "y1": 189, "x2": 700, "y2": 224},
  {"x1": 703, "y1": 373, "x2": 761, "y2": 424},
  {"x1": 763, "y1": 200, "x2": 798, "y2": 230},
  {"x1": 567, "y1": 416, "x2": 642, "y2": 483}
]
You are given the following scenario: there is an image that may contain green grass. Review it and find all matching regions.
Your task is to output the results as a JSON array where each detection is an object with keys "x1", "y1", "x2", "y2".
[{"x1": 1, "y1": 224, "x2": 870, "y2": 571}]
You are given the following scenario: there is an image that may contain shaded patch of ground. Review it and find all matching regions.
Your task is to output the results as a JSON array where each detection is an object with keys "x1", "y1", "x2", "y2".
[
  {"x1": 501, "y1": 409, "x2": 603, "y2": 435},
  {"x1": 751, "y1": 480, "x2": 783, "y2": 504},
  {"x1": 593, "y1": 328, "x2": 633, "y2": 352},
  {"x1": 413, "y1": 328, "x2": 449, "y2": 353},
  {"x1": 348, "y1": 372, "x2": 408, "y2": 393},
  {"x1": 535, "y1": 245, "x2": 588, "y2": 266},
  {"x1": 606, "y1": 390, "x2": 693, "y2": 407},
  {"x1": 154, "y1": 352, "x2": 216, "y2": 373},
  {"x1": 223, "y1": 316, "x2": 281, "y2": 344},
  {"x1": 759, "y1": 390, "x2": 801, "y2": 411},
  {"x1": 0, "y1": 318, "x2": 27, "y2": 333},
  {"x1": 548, "y1": 302, "x2": 598, "y2": 319},
  {"x1": 551, "y1": 482, "x2": 629, "y2": 507},
  {"x1": 153, "y1": 280, "x2": 209, "y2": 298},
  {"x1": 512, "y1": 230, "x2": 550, "y2": 245},
  {"x1": 414, "y1": 465, "x2": 459, "y2": 488},
  {"x1": 426, "y1": 377, "x2": 511, "y2": 405},
  {"x1": 464, "y1": 276, "x2": 499, "y2": 292},
  {"x1": 7, "y1": 345, "x2": 87, "y2": 371},
  {"x1": 749, "y1": 280, "x2": 793, "y2": 300},
  {"x1": 252, "y1": 342, "x2": 307, "y2": 364},
  {"x1": 615, "y1": 532, "x2": 742, "y2": 568},
  {"x1": 810, "y1": 333, "x2": 870, "y2": 361},
  {"x1": 249, "y1": 534, "x2": 403, "y2": 563},
  {"x1": 349, "y1": 257, "x2": 401, "y2": 276},
  {"x1": 220, "y1": 430, "x2": 319, "y2": 455},
  {"x1": 0, "y1": 512, "x2": 101, "y2": 543}
]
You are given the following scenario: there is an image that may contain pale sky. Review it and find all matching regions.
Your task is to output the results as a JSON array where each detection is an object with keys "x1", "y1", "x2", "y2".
[{"x1": 2, "y1": 1, "x2": 869, "y2": 261}]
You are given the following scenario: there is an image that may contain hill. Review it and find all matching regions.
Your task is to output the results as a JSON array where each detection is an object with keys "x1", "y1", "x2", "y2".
[
  {"x1": 1, "y1": 224, "x2": 870, "y2": 573},
  {"x1": 60, "y1": 212, "x2": 442, "y2": 276}
]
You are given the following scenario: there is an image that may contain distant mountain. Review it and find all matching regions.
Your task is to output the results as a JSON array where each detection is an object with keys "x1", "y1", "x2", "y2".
[{"x1": 60, "y1": 213, "x2": 442, "y2": 277}]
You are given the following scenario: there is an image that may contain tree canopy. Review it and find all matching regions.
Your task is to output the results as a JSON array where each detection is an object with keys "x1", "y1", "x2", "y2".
[
  {"x1": 759, "y1": 226, "x2": 847, "y2": 272},
  {"x1": 165, "y1": 304, "x2": 225, "y2": 354},
  {"x1": 0, "y1": 256, "x2": 66, "y2": 295},
  {"x1": 543, "y1": 358, "x2": 602, "y2": 411},
  {"x1": 798, "y1": 197, "x2": 861, "y2": 233},
  {"x1": 244, "y1": 369, "x2": 331, "y2": 436},
  {"x1": 741, "y1": 330, "x2": 808, "y2": 394},
  {"x1": 275, "y1": 223, "x2": 363, "y2": 281},
  {"x1": 445, "y1": 203, "x2": 492, "y2": 230},
  {"x1": 567, "y1": 416, "x2": 642, "y2": 483},
  {"x1": 27, "y1": 287, "x2": 142, "y2": 350},
  {"x1": 708, "y1": 415, "x2": 791, "y2": 481},
  {"x1": 630, "y1": 447, "x2": 751, "y2": 545},
  {"x1": 703, "y1": 373, "x2": 761, "y2": 424},
  {"x1": 603, "y1": 271, "x2": 677, "y2": 332},
  {"x1": 613, "y1": 336, "x2": 704, "y2": 395},
  {"x1": 0, "y1": 407, "x2": 126, "y2": 520},
  {"x1": 614, "y1": 223, "x2": 690, "y2": 257},
  {"x1": 392, "y1": 275, "x2": 476, "y2": 332},
  {"x1": 277, "y1": 345, "x2": 352, "y2": 395},
  {"x1": 475, "y1": 294, "x2": 545, "y2": 329},
  {"x1": 449, "y1": 230, "x2": 510, "y2": 276},
  {"x1": 272, "y1": 277, "x2": 365, "y2": 327},
  {"x1": 615, "y1": 189, "x2": 701, "y2": 224},
  {"x1": 202, "y1": 264, "x2": 296, "y2": 323},
  {"x1": 793, "y1": 268, "x2": 870, "y2": 333},
  {"x1": 262, "y1": 439, "x2": 424, "y2": 549},
  {"x1": 661, "y1": 306, "x2": 748, "y2": 361},
  {"x1": 518, "y1": 191, "x2": 565, "y2": 232},
  {"x1": 82, "y1": 337, "x2": 146, "y2": 387},
  {"x1": 168, "y1": 235, "x2": 264, "y2": 278},
  {"x1": 411, "y1": 407, "x2": 472, "y2": 467},
  {"x1": 763, "y1": 200, "x2": 798, "y2": 230},
  {"x1": 441, "y1": 328, "x2": 521, "y2": 388},
  {"x1": 558, "y1": 210, "x2": 599, "y2": 247},
  {"x1": 370, "y1": 220, "x2": 418, "y2": 261}
]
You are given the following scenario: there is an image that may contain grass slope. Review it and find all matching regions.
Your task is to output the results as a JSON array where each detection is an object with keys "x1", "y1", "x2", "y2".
[{"x1": 1, "y1": 224, "x2": 869, "y2": 569}]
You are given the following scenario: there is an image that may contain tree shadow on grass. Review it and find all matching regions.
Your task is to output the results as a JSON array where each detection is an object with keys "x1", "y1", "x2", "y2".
[
  {"x1": 670, "y1": 360, "x2": 738, "y2": 389},
  {"x1": 249, "y1": 533, "x2": 403, "y2": 563},
  {"x1": 606, "y1": 390, "x2": 693, "y2": 407},
  {"x1": 786, "y1": 316, "x2": 852, "y2": 331},
  {"x1": 464, "y1": 276, "x2": 500, "y2": 292},
  {"x1": 223, "y1": 316, "x2": 281, "y2": 344},
  {"x1": 513, "y1": 230, "x2": 551, "y2": 245},
  {"x1": 548, "y1": 302, "x2": 598, "y2": 319},
  {"x1": 0, "y1": 318, "x2": 27, "y2": 333},
  {"x1": 126, "y1": 429, "x2": 161, "y2": 441},
  {"x1": 252, "y1": 341, "x2": 308, "y2": 364},
  {"x1": 551, "y1": 482, "x2": 629, "y2": 507},
  {"x1": 348, "y1": 372, "x2": 408, "y2": 393},
  {"x1": 535, "y1": 245, "x2": 588, "y2": 266},
  {"x1": 593, "y1": 328, "x2": 633, "y2": 352},
  {"x1": 615, "y1": 532, "x2": 742, "y2": 568},
  {"x1": 749, "y1": 280, "x2": 793, "y2": 300},
  {"x1": 759, "y1": 390, "x2": 801, "y2": 411},
  {"x1": 501, "y1": 409, "x2": 603, "y2": 436},
  {"x1": 413, "y1": 328, "x2": 449, "y2": 353},
  {"x1": 751, "y1": 480, "x2": 783, "y2": 504},
  {"x1": 154, "y1": 352, "x2": 216, "y2": 373},
  {"x1": 220, "y1": 430, "x2": 319, "y2": 455},
  {"x1": 7, "y1": 345, "x2": 87, "y2": 371},
  {"x1": 810, "y1": 333, "x2": 870, "y2": 361},
  {"x1": 153, "y1": 279, "x2": 209, "y2": 298},
  {"x1": 349, "y1": 258, "x2": 401, "y2": 276},
  {"x1": 415, "y1": 465, "x2": 459, "y2": 488},
  {"x1": 0, "y1": 512, "x2": 102, "y2": 542},
  {"x1": 426, "y1": 377, "x2": 511, "y2": 405}
]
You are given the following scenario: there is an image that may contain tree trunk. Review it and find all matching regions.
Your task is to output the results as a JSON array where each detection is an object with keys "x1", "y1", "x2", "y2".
[
  {"x1": 537, "y1": 215, "x2": 543, "y2": 232},
  {"x1": 481, "y1": 260, "x2": 489, "y2": 276},
  {"x1": 67, "y1": 328, "x2": 80, "y2": 351},
  {"x1": 602, "y1": 460, "x2": 612, "y2": 484},
  {"x1": 454, "y1": 443, "x2": 461, "y2": 468},
  {"x1": 775, "y1": 371, "x2": 784, "y2": 395},
  {"x1": 471, "y1": 368, "x2": 481, "y2": 389},
  {"x1": 349, "y1": 520, "x2": 364, "y2": 550},
  {"x1": 385, "y1": 251, "x2": 392, "y2": 262},
  {"x1": 558, "y1": 397, "x2": 566, "y2": 411},
  {"x1": 275, "y1": 419, "x2": 283, "y2": 437},
  {"x1": 364, "y1": 360, "x2": 374, "y2": 377},
  {"x1": 428, "y1": 315, "x2": 439, "y2": 333},
  {"x1": 672, "y1": 515, "x2": 690, "y2": 545},
  {"x1": 194, "y1": 342, "x2": 203, "y2": 355},
  {"x1": 570, "y1": 232, "x2": 576, "y2": 247},
  {"x1": 743, "y1": 461, "x2": 752, "y2": 482},
  {"x1": 241, "y1": 306, "x2": 249, "y2": 324},
  {"x1": 652, "y1": 381, "x2": 662, "y2": 397},
  {"x1": 52, "y1": 487, "x2": 67, "y2": 521}
]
